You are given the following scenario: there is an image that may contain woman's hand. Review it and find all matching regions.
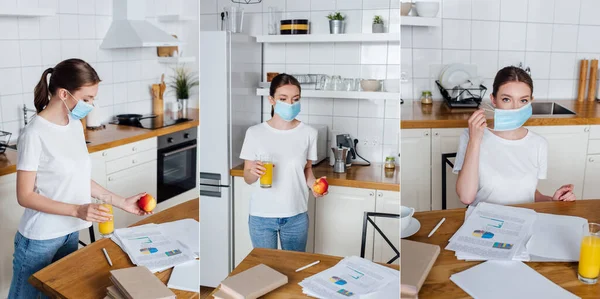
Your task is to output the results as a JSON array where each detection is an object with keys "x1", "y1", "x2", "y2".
[
  {"x1": 311, "y1": 176, "x2": 329, "y2": 198},
  {"x1": 468, "y1": 109, "x2": 487, "y2": 142},
  {"x1": 249, "y1": 160, "x2": 269, "y2": 178},
  {"x1": 552, "y1": 184, "x2": 576, "y2": 201},
  {"x1": 120, "y1": 192, "x2": 154, "y2": 216},
  {"x1": 76, "y1": 204, "x2": 112, "y2": 223}
]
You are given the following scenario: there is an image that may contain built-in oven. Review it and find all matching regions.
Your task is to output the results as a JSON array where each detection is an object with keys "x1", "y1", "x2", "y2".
[{"x1": 157, "y1": 127, "x2": 197, "y2": 202}]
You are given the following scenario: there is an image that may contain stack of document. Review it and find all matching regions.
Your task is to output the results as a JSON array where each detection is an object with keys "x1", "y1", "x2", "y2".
[
  {"x1": 111, "y1": 223, "x2": 196, "y2": 273},
  {"x1": 107, "y1": 266, "x2": 176, "y2": 299},
  {"x1": 446, "y1": 202, "x2": 588, "y2": 262},
  {"x1": 298, "y1": 256, "x2": 399, "y2": 299},
  {"x1": 213, "y1": 264, "x2": 288, "y2": 299}
]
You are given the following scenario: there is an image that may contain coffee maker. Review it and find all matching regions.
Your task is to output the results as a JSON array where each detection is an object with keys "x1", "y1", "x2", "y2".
[{"x1": 336, "y1": 134, "x2": 356, "y2": 167}]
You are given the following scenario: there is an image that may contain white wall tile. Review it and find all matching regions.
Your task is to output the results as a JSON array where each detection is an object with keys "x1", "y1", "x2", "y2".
[
  {"x1": 471, "y1": 0, "x2": 500, "y2": 21},
  {"x1": 0, "y1": 68, "x2": 22, "y2": 96},
  {"x1": 551, "y1": 25, "x2": 578, "y2": 52},
  {"x1": 577, "y1": 26, "x2": 600, "y2": 53},
  {"x1": 499, "y1": 22, "x2": 527, "y2": 51},
  {"x1": 41, "y1": 40, "x2": 61, "y2": 66},
  {"x1": 0, "y1": 41, "x2": 20, "y2": 68},
  {"x1": 286, "y1": 0, "x2": 310, "y2": 11},
  {"x1": 498, "y1": 51, "x2": 525, "y2": 68},
  {"x1": 59, "y1": 0, "x2": 78, "y2": 13},
  {"x1": 333, "y1": 116, "x2": 358, "y2": 139},
  {"x1": 95, "y1": 16, "x2": 111, "y2": 39},
  {"x1": 388, "y1": 44, "x2": 400, "y2": 65},
  {"x1": 471, "y1": 21, "x2": 499, "y2": 50},
  {"x1": 19, "y1": 40, "x2": 41, "y2": 67},
  {"x1": 500, "y1": 0, "x2": 528, "y2": 22},
  {"x1": 412, "y1": 78, "x2": 441, "y2": 100},
  {"x1": 200, "y1": 14, "x2": 218, "y2": 31},
  {"x1": 337, "y1": 0, "x2": 362, "y2": 10},
  {"x1": 401, "y1": 26, "x2": 412, "y2": 48},
  {"x1": 363, "y1": 0, "x2": 390, "y2": 10},
  {"x1": 383, "y1": 118, "x2": 400, "y2": 145},
  {"x1": 361, "y1": 44, "x2": 388, "y2": 65},
  {"x1": 0, "y1": 19, "x2": 18, "y2": 40},
  {"x1": 339, "y1": 10, "x2": 363, "y2": 34},
  {"x1": 18, "y1": 18, "x2": 40, "y2": 40},
  {"x1": 442, "y1": 49, "x2": 470, "y2": 64},
  {"x1": 126, "y1": 48, "x2": 142, "y2": 61},
  {"x1": 78, "y1": 15, "x2": 96, "y2": 39},
  {"x1": 309, "y1": 43, "x2": 335, "y2": 65},
  {"x1": 384, "y1": 100, "x2": 399, "y2": 119},
  {"x1": 412, "y1": 26, "x2": 441, "y2": 49},
  {"x1": 527, "y1": 0, "x2": 555, "y2": 23},
  {"x1": 285, "y1": 44, "x2": 310, "y2": 64},
  {"x1": 360, "y1": 65, "x2": 387, "y2": 79},
  {"x1": 579, "y1": 0, "x2": 600, "y2": 25},
  {"x1": 308, "y1": 98, "x2": 334, "y2": 115},
  {"x1": 113, "y1": 83, "x2": 127, "y2": 105},
  {"x1": 59, "y1": 15, "x2": 79, "y2": 39},
  {"x1": 547, "y1": 80, "x2": 577, "y2": 99},
  {"x1": 334, "y1": 44, "x2": 361, "y2": 65},
  {"x1": 442, "y1": 19, "x2": 471, "y2": 49},
  {"x1": 127, "y1": 61, "x2": 142, "y2": 82},
  {"x1": 200, "y1": 0, "x2": 218, "y2": 14},
  {"x1": 77, "y1": 0, "x2": 95, "y2": 14},
  {"x1": 112, "y1": 62, "x2": 129, "y2": 83},
  {"x1": 553, "y1": 0, "x2": 580, "y2": 24},
  {"x1": 309, "y1": 11, "x2": 331, "y2": 34},
  {"x1": 285, "y1": 64, "x2": 310, "y2": 74},
  {"x1": 388, "y1": 10, "x2": 400, "y2": 33},
  {"x1": 333, "y1": 98, "x2": 358, "y2": 116},
  {"x1": 95, "y1": 0, "x2": 112, "y2": 15},
  {"x1": 526, "y1": 23, "x2": 553, "y2": 52},
  {"x1": 264, "y1": 44, "x2": 286, "y2": 64},
  {"x1": 310, "y1": 0, "x2": 335, "y2": 11},
  {"x1": 21, "y1": 66, "x2": 41, "y2": 95},
  {"x1": 79, "y1": 40, "x2": 97, "y2": 63},
  {"x1": 471, "y1": 50, "x2": 498, "y2": 79},
  {"x1": 549, "y1": 52, "x2": 577, "y2": 79},
  {"x1": 127, "y1": 81, "x2": 141, "y2": 103},
  {"x1": 39, "y1": 16, "x2": 60, "y2": 40},
  {"x1": 412, "y1": 49, "x2": 442, "y2": 78},
  {"x1": 333, "y1": 64, "x2": 361, "y2": 78},
  {"x1": 524, "y1": 52, "x2": 551, "y2": 80},
  {"x1": 60, "y1": 40, "x2": 80, "y2": 60},
  {"x1": 443, "y1": 0, "x2": 471, "y2": 19},
  {"x1": 532, "y1": 79, "x2": 549, "y2": 99},
  {"x1": 358, "y1": 99, "x2": 385, "y2": 118},
  {"x1": 1, "y1": 94, "x2": 23, "y2": 122},
  {"x1": 357, "y1": 117, "x2": 384, "y2": 146},
  {"x1": 309, "y1": 64, "x2": 335, "y2": 75}
]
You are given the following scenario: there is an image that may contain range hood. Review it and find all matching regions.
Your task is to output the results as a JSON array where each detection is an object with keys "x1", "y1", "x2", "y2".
[{"x1": 100, "y1": 0, "x2": 180, "y2": 49}]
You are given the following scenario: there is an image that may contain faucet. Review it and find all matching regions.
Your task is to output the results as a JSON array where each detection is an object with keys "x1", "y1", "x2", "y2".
[{"x1": 23, "y1": 104, "x2": 37, "y2": 126}]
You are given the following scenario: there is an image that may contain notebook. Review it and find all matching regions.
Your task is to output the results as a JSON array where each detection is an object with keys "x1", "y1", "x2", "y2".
[
  {"x1": 213, "y1": 289, "x2": 236, "y2": 299},
  {"x1": 110, "y1": 266, "x2": 176, "y2": 299},
  {"x1": 167, "y1": 259, "x2": 199, "y2": 292},
  {"x1": 400, "y1": 239, "x2": 440, "y2": 292},
  {"x1": 219, "y1": 264, "x2": 288, "y2": 299},
  {"x1": 106, "y1": 286, "x2": 126, "y2": 299}
]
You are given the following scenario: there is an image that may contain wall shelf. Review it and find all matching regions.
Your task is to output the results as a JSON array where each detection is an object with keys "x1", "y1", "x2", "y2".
[
  {"x1": 157, "y1": 56, "x2": 196, "y2": 64},
  {"x1": 256, "y1": 88, "x2": 400, "y2": 100},
  {"x1": 255, "y1": 33, "x2": 400, "y2": 43},
  {"x1": 400, "y1": 16, "x2": 441, "y2": 27},
  {"x1": 156, "y1": 15, "x2": 196, "y2": 22},
  {"x1": 0, "y1": 7, "x2": 56, "y2": 17}
]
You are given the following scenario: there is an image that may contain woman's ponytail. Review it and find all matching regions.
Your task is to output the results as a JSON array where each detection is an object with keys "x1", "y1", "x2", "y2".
[{"x1": 34, "y1": 68, "x2": 53, "y2": 113}]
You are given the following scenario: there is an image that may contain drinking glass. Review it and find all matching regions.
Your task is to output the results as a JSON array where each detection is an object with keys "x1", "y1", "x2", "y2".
[
  {"x1": 578, "y1": 223, "x2": 600, "y2": 284},
  {"x1": 259, "y1": 154, "x2": 273, "y2": 188},
  {"x1": 343, "y1": 78, "x2": 356, "y2": 91},
  {"x1": 331, "y1": 75, "x2": 343, "y2": 91},
  {"x1": 96, "y1": 194, "x2": 114, "y2": 238}
]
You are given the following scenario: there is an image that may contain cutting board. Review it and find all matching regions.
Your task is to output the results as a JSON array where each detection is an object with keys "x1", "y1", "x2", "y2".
[{"x1": 400, "y1": 239, "x2": 440, "y2": 293}]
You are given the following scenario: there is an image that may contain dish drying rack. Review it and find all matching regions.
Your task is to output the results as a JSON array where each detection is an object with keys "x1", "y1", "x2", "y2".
[
  {"x1": 435, "y1": 80, "x2": 487, "y2": 108},
  {"x1": 0, "y1": 130, "x2": 12, "y2": 153}
]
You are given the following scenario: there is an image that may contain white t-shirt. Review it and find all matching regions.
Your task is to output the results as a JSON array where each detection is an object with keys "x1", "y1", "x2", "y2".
[
  {"x1": 239, "y1": 122, "x2": 318, "y2": 218},
  {"x1": 17, "y1": 114, "x2": 92, "y2": 240},
  {"x1": 452, "y1": 128, "x2": 548, "y2": 206}
]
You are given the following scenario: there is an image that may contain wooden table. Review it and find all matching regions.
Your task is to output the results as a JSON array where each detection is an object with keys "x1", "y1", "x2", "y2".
[
  {"x1": 408, "y1": 200, "x2": 600, "y2": 298},
  {"x1": 30, "y1": 198, "x2": 199, "y2": 299},
  {"x1": 208, "y1": 248, "x2": 400, "y2": 298}
]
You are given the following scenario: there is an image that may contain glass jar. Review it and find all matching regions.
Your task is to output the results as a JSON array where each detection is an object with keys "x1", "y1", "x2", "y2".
[
  {"x1": 385, "y1": 156, "x2": 396, "y2": 169},
  {"x1": 421, "y1": 91, "x2": 433, "y2": 104}
]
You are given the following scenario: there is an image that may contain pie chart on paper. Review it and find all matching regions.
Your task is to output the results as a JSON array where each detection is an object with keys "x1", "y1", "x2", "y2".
[{"x1": 140, "y1": 247, "x2": 158, "y2": 255}]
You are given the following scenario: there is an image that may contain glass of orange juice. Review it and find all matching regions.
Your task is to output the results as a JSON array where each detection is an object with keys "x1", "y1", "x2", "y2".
[
  {"x1": 260, "y1": 154, "x2": 273, "y2": 188},
  {"x1": 96, "y1": 194, "x2": 114, "y2": 238},
  {"x1": 578, "y1": 223, "x2": 600, "y2": 284}
]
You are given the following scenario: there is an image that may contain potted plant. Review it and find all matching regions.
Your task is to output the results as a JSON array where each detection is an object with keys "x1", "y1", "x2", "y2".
[
  {"x1": 168, "y1": 65, "x2": 199, "y2": 118},
  {"x1": 327, "y1": 12, "x2": 345, "y2": 34},
  {"x1": 372, "y1": 15, "x2": 384, "y2": 33}
]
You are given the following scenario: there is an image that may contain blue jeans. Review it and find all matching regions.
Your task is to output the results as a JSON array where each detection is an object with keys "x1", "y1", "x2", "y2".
[
  {"x1": 249, "y1": 212, "x2": 308, "y2": 252},
  {"x1": 9, "y1": 231, "x2": 79, "y2": 299}
]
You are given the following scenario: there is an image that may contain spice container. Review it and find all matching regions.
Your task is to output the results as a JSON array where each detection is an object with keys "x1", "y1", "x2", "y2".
[
  {"x1": 384, "y1": 156, "x2": 396, "y2": 169},
  {"x1": 421, "y1": 91, "x2": 433, "y2": 104}
]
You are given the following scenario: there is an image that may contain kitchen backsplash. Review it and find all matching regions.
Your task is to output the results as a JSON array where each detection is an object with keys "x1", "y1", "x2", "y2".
[
  {"x1": 201, "y1": 0, "x2": 401, "y2": 163},
  {"x1": 403, "y1": 0, "x2": 600, "y2": 102},
  {"x1": 0, "y1": 0, "x2": 198, "y2": 140}
]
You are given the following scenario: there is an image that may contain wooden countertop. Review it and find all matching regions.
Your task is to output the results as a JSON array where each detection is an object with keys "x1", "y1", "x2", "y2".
[
  {"x1": 30, "y1": 198, "x2": 199, "y2": 299},
  {"x1": 208, "y1": 248, "x2": 399, "y2": 298},
  {"x1": 407, "y1": 200, "x2": 600, "y2": 298},
  {"x1": 401, "y1": 100, "x2": 600, "y2": 128},
  {"x1": 0, "y1": 109, "x2": 199, "y2": 176},
  {"x1": 230, "y1": 161, "x2": 400, "y2": 192}
]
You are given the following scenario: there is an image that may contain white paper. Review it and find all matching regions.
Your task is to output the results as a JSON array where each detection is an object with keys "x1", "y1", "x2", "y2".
[
  {"x1": 446, "y1": 203, "x2": 537, "y2": 260},
  {"x1": 299, "y1": 256, "x2": 399, "y2": 299},
  {"x1": 525, "y1": 213, "x2": 588, "y2": 262},
  {"x1": 159, "y1": 218, "x2": 200, "y2": 258},
  {"x1": 450, "y1": 261, "x2": 580, "y2": 299},
  {"x1": 167, "y1": 259, "x2": 200, "y2": 292}
]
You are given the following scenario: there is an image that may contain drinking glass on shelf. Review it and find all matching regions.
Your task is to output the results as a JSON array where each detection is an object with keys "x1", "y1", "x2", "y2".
[
  {"x1": 578, "y1": 223, "x2": 600, "y2": 284},
  {"x1": 331, "y1": 75, "x2": 343, "y2": 91},
  {"x1": 259, "y1": 154, "x2": 273, "y2": 188},
  {"x1": 95, "y1": 194, "x2": 114, "y2": 238},
  {"x1": 316, "y1": 75, "x2": 328, "y2": 90},
  {"x1": 343, "y1": 78, "x2": 356, "y2": 91}
]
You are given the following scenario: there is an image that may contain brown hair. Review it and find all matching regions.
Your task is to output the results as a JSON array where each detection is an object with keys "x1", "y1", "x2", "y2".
[
  {"x1": 34, "y1": 59, "x2": 101, "y2": 113},
  {"x1": 269, "y1": 73, "x2": 301, "y2": 117},
  {"x1": 492, "y1": 66, "x2": 533, "y2": 98}
]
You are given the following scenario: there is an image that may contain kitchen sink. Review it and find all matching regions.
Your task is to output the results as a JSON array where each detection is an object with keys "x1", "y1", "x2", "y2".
[{"x1": 531, "y1": 102, "x2": 575, "y2": 115}]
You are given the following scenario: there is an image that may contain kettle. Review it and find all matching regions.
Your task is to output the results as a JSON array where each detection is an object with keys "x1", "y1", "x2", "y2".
[{"x1": 332, "y1": 147, "x2": 349, "y2": 173}]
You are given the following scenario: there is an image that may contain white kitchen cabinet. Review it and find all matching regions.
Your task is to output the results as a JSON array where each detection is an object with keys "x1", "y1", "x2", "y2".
[
  {"x1": 583, "y1": 155, "x2": 600, "y2": 199},
  {"x1": 90, "y1": 150, "x2": 107, "y2": 187},
  {"x1": 233, "y1": 176, "x2": 316, "y2": 267},
  {"x1": 400, "y1": 129, "x2": 432, "y2": 212},
  {"x1": 431, "y1": 128, "x2": 465, "y2": 211},
  {"x1": 528, "y1": 125, "x2": 588, "y2": 199},
  {"x1": 0, "y1": 173, "x2": 23, "y2": 298},
  {"x1": 314, "y1": 186, "x2": 375, "y2": 259},
  {"x1": 373, "y1": 190, "x2": 400, "y2": 265}
]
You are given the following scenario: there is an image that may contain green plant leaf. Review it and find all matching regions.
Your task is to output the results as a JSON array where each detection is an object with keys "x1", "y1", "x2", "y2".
[{"x1": 167, "y1": 64, "x2": 199, "y2": 100}]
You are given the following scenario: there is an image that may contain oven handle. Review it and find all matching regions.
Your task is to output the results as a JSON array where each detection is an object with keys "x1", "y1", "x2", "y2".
[{"x1": 162, "y1": 144, "x2": 197, "y2": 157}]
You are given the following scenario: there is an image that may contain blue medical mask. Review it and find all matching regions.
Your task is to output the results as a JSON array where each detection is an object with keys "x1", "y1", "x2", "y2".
[
  {"x1": 274, "y1": 101, "x2": 301, "y2": 122},
  {"x1": 63, "y1": 91, "x2": 94, "y2": 120},
  {"x1": 491, "y1": 102, "x2": 532, "y2": 131}
]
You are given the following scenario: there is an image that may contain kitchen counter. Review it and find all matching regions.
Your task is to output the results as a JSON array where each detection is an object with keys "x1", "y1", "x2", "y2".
[
  {"x1": 401, "y1": 100, "x2": 600, "y2": 129},
  {"x1": 230, "y1": 161, "x2": 400, "y2": 192},
  {"x1": 0, "y1": 109, "x2": 199, "y2": 176}
]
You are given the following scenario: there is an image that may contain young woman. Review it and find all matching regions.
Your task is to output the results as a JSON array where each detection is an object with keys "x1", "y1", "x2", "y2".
[
  {"x1": 453, "y1": 66, "x2": 576, "y2": 206},
  {"x1": 9, "y1": 59, "x2": 150, "y2": 299},
  {"x1": 239, "y1": 74, "x2": 327, "y2": 252}
]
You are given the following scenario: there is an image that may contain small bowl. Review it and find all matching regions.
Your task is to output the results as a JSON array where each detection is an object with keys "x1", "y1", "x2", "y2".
[
  {"x1": 415, "y1": 1, "x2": 440, "y2": 18},
  {"x1": 400, "y1": 2, "x2": 412, "y2": 16},
  {"x1": 360, "y1": 79, "x2": 381, "y2": 92}
]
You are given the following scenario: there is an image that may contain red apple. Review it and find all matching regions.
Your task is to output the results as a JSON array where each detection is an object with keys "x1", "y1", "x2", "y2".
[
  {"x1": 313, "y1": 178, "x2": 329, "y2": 195},
  {"x1": 137, "y1": 194, "x2": 157, "y2": 212}
]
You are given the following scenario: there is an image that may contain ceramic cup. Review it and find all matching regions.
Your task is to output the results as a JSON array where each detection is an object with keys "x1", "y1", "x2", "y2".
[{"x1": 401, "y1": 205, "x2": 415, "y2": 232}]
